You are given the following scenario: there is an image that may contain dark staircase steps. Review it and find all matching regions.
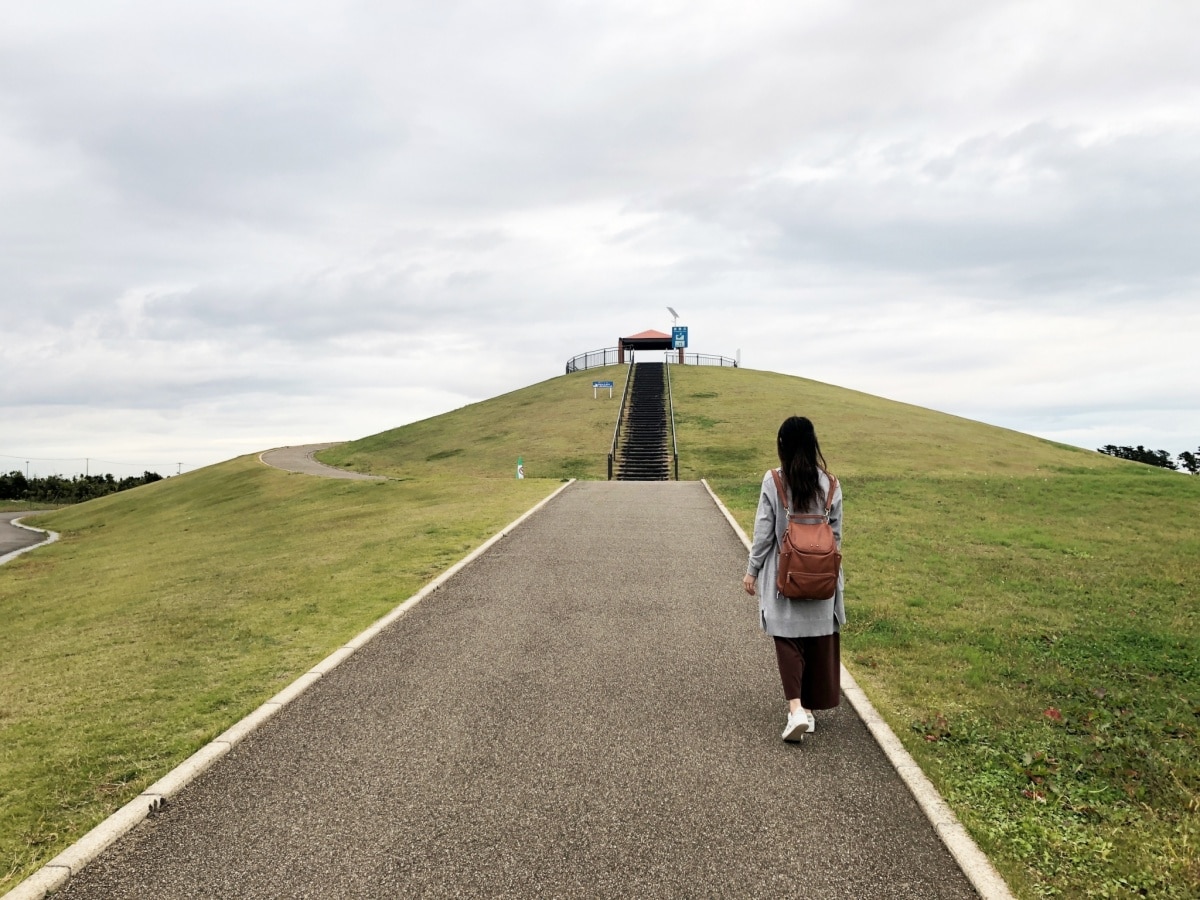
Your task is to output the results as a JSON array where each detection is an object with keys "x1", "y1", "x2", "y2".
[{"x1": 617, "y1": 362, "x2": 670, "y2": 480}]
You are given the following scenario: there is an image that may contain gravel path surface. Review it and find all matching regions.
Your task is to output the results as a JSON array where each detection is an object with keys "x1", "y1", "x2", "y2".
[
  {"x1": 53, "y1": 481, "x2": 978, "y2": 899},
  {"x1": 260, "y1": 444, "x2": 385, "y2": 480}
]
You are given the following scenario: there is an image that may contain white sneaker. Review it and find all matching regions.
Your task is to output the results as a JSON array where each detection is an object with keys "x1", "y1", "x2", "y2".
[
  {"x1": 782, "y1": 709, "x2": 811, "y2": 742},
  {"x1": 806, "y1": 711, "x2": 816, "y2": 733}
]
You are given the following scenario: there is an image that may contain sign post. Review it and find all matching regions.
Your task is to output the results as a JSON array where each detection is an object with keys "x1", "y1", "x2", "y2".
[
  {"x1": 592, "y1": 380, "x2": 614, "y2": 399},
  {"x1": 516, "y1": 456, "x2": 524, "y2": 479},
  {"x1": 672, "y1": 326, "x2": 688, "y2": 364}
]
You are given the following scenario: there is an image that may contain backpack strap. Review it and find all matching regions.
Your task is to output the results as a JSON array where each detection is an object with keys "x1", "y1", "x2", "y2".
[
  {"x1": 773, "y1": 468, "x2": 839, "y2": 515},
  {"x1": 770, "y1": 469, "x2": 789, "y2": 513},
  {"x1": 823, "y1": 472, "x2": 839, "y2": 514}
]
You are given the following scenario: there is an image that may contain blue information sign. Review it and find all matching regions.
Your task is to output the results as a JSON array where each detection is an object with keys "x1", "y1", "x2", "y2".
[
  {"x1": 593, "y1": 381, "x2": 614, "y2": 388},
  {"x1": 672, "y1": 326, "x2": 688, "y2": 349}
]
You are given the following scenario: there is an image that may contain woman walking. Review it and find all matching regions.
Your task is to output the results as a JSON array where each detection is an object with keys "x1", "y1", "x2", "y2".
[{"x1": 742, "y1": 415, "x2": 844, "y2": 742}]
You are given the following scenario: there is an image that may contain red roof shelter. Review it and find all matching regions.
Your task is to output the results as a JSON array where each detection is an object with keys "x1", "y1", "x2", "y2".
[{"x1": 618, "y1": 329, "x2": 679, "y2": 364}]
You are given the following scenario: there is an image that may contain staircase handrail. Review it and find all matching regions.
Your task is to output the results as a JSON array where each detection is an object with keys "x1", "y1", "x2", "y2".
[
  {"x1": 664, "y1": 357, "x2": 678, "y2": 480},
  {"x1": 608, "y1": 358, "x2": 634, "y2": 480}
]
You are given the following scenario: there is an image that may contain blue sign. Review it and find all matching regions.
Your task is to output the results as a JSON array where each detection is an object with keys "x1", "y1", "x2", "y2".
[
  {"x1": 593, "y1": 381, "x2": 614, "y2": 388},
  {"x1": 672, "y1": 326, "x2": 688, "y2": 349}
]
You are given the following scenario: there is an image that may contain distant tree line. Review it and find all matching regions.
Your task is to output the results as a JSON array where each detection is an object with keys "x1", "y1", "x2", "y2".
[
  {"x1": 0, "y1": 470, "x2": 164, "y2": 504},
  {"x1": 1098, "y1": 445, "x2": 1200, "y2": 474}
]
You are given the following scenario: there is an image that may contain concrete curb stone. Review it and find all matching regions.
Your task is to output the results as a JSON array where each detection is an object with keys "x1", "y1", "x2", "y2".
[{"x1": 213, "y1": 703, "x2": 284, "y2": 747}]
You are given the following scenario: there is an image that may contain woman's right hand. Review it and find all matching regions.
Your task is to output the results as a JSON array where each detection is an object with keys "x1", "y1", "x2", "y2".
[{"x1": 742, "y1": 574, "x2": 757, "y2": 596}]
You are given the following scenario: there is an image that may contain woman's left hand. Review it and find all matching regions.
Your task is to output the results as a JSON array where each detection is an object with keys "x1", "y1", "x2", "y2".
[{"x1": 742, "y1": 574, "x2": 757, "y2": 596}]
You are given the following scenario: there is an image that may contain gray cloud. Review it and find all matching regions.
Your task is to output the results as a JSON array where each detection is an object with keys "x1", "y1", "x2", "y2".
[
  {"x1": 646, "y1": 122, "x2": 1200, "y2": 299},
  {"x1": 2, "y1": 1, "x2": 1198, "y2": 473}
]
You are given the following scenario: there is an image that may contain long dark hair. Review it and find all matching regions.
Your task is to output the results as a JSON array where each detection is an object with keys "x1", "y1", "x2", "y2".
[{"x1": 777, "y1": 416, "x2": 828, "y2": 511}]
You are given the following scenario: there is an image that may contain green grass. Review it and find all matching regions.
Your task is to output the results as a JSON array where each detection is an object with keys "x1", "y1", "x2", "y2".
[
  {"x1": 669, "y1": 366, "x2": 1198, "y2": 898},
  {"x1": 826, "y1": 474, "x2": 1195, "y2": 899},
  {"x1": 317, "y1": 365, "x2": 630, "y2": 481},
  {"x1": 668, "y1": 365, "x2": 1116, "y2": 479},
  {"x1": 3, "y1": 363, "x2": 1196, "y2": 898}
]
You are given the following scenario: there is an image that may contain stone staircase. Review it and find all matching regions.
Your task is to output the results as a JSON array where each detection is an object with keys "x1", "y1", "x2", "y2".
[{"x1": 617, "y1": 362, "x2": 670, "y2": 481}]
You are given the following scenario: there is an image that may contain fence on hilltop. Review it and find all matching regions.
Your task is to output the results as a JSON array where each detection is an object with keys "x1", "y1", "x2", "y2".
[{"x1": 566, "y1": 348, "x2": 737, "y2": 373}]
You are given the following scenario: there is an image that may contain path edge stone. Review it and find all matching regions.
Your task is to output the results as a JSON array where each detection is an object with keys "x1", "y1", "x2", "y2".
[
  {"x1": 3, "y1": 479, "x2": 576, "y2": 900},
  {"x1": 699, "y1": 478, "x2": 1015, "y2": 900}
]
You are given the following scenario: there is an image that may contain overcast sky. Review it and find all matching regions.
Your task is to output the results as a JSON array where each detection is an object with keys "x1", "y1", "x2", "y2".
[{"x1": 3, "y1": 0, "x2": 1198, "y2": 478}]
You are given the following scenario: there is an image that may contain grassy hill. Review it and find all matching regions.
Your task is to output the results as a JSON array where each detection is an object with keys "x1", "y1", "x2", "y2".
[
  {"x1": 2, "y1": 364, "x2": 1196, "y2": 898},
  {"x1": 318, "y1": 366, "x2": 632, "y2": 481}
]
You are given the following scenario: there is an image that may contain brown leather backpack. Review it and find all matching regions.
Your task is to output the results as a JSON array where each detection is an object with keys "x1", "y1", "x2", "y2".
[{"x1": 771, "y1": 469, "x2": 841, "y2": 601}]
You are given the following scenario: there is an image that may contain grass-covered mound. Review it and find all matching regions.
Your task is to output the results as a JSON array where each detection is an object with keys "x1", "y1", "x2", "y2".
[
  {"x1": 318, "y1": 366, "x2": 631, "y2": 481},
  {"x1": 3, "y1": 362, "x2": 1195, "y2": 898}
]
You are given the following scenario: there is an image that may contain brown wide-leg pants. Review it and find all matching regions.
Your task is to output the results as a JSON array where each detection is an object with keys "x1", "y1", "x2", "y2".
[{"x1": 773, "y1": 633, "x2": 841, "y2": 710}]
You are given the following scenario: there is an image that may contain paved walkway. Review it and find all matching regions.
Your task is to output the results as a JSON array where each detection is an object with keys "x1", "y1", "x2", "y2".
[
  {"x1": 42, "y1": 481, "x2": 983, "y2": 899},
  {"x1": 0, "y1": 510, "x2": 55, "y2": 565},
  {"x1": 260, "y1": 444, "x2": 385, "y2": 480}
]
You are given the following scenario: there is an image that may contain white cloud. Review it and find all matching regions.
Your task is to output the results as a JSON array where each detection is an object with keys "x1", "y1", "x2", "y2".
[{"x1": 2, "y1": 0, "x2": 1198, "y2": 477}]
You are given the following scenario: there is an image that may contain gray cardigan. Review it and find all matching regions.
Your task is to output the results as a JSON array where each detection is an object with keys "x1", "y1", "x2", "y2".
[{"x1": 746, "y1": 468, "x2": 844, "y2": 638}]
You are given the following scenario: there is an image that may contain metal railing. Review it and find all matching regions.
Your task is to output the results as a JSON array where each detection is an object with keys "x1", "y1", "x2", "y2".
[
  {"x1": 567, "y1": 347, "x2": 738, "y2": 372},
  {"x1": 664, "y1": 355, "x2": 679, "y2": 480},
  {"x1": 607, "y1": 359, "x2": 634, "y2": 480},
  {"x1": 663, "y1": 352, "x2": 738, "y2": 367},
  {"x1": 566, "y1": 347, "x2": 621, "y2": 373}
]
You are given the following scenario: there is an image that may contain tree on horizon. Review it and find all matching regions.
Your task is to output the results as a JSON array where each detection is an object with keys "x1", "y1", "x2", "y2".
[{"x1": 1097, "y1": 445, "x2": 1179, "y2": 470}]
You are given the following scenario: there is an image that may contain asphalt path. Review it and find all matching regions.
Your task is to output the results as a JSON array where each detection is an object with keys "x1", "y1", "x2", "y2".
[
  {"x1": 0, "y1": 510, "x2": 54, "y2": 563},
  {"x1": 52, "y1": 481, "x2": 979, "y2": 899},
  {"x1": 260, "y1": 444, "x2": 386, "y2": 480}
]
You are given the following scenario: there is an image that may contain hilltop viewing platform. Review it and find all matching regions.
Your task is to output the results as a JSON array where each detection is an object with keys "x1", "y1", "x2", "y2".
[{"x1": 565, "y1": 329, "x2": 738, "y2": 372}]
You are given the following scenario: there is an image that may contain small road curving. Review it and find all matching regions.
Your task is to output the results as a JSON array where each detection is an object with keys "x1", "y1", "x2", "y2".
[
  {"x1": 259, "y1": 444, "x2": 386, "y2": 481},
  {"x1": 0, "y1": 510, "x2": 58, "y2": 566}
]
